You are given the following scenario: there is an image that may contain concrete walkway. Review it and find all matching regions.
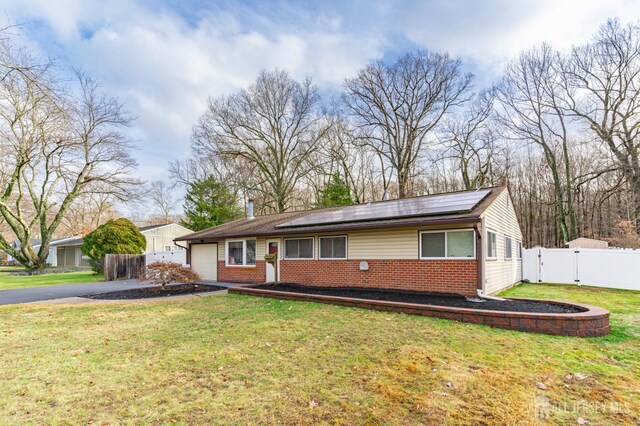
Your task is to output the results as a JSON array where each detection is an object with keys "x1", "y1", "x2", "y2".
[{"x1": 0, "y1": 280, "x2": 249, "y2": 306}]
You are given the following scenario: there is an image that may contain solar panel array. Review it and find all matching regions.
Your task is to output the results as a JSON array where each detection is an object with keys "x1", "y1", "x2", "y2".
[{"x1": 276, "y1": 189, "x2": 492, "y2": 228}]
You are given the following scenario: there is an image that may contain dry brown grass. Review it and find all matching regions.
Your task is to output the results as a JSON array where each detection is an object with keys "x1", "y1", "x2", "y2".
[{"x1": 0, "y1": 283, "x2": 638, "y2": 424}]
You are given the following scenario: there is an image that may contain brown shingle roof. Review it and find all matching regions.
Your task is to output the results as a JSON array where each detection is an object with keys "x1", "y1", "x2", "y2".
[{"x1": 175, "y1": 186, "x2": 505, "y2": 242}]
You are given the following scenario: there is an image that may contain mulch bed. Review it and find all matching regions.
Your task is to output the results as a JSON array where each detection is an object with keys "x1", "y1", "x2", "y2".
[
  {"x1": 252, "y1": 284, "x2": 584, "y2": 314},
  {"x1": 84, "y1": 284, "x2": 227, "y2": 300}
]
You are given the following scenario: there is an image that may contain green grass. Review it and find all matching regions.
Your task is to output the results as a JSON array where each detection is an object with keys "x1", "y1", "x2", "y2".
[
  {"x1": 0, "y1": 270, "x2": 103, "y2": 290},
  {"x1": 0, "y1": 283, "x2": 638, "y2": 425}
]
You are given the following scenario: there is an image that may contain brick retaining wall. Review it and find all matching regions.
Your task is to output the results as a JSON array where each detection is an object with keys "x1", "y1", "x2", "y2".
[{"x1": 228, "y1": 286, "x2": 611, "y2": 337}]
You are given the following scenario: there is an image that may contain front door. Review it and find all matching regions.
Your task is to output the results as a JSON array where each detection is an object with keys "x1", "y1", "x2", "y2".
[{"x1": 265, "y1": 239, "x2": 280, "y2": 283}]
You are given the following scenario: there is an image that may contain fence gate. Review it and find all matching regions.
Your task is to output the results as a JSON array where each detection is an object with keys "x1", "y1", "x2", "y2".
[
  {"x1": 104, "y1": 254, "x2": 146, "y2": 281},
  {"x1": 522, "y1": 247, "x2": 640, "y2": 291}
]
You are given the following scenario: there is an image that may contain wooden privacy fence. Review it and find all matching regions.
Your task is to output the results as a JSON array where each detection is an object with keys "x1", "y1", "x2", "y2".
[{"x1": 104, "y1": 254, "x2": 146, "y2": 281}]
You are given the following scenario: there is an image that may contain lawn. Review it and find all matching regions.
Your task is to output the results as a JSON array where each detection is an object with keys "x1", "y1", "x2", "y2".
[
  {"x1": 0, "y1": 270, "x2": 103, "y2": 290},
  {"x1": 0, "y1": 283, "x2": 638, "y2": 425}
]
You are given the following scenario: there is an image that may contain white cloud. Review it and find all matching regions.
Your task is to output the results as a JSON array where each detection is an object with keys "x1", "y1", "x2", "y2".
[
  {"x1": 0, "y1": 0, "x2": 385, "y2": 184},
  {"x1": 1, "y1": 0, "x2": 638, "y2": 194},
  {"x1": 396, "y1": 0, "x2": 640, "y2": 82}
]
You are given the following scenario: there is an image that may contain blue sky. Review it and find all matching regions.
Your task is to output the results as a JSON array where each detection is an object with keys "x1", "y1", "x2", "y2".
[{"x1": 1, "y1": 0, "x2": 639, "y2": 187}]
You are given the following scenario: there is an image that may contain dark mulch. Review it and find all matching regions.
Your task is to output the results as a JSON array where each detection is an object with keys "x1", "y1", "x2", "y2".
[
  {"x1": 252, "y1": 284, "x2": 584, "y2": 314},
  {"x1": 84, "y1": 284, "x2": 227, "y2": 300}
]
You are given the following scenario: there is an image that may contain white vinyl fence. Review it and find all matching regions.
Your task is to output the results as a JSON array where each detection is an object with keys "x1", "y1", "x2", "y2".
[
  {"x1": 146, "y1": 250, "x2": 188, "y2": 266},
  {"x1": 523, "y1": 247, "x2": 640, "y2": 291}
]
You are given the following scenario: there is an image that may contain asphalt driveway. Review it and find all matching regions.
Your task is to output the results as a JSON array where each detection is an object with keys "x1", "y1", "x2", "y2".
[{"x1": 0, "y1": 281, "x2": 154, "y2": 305}]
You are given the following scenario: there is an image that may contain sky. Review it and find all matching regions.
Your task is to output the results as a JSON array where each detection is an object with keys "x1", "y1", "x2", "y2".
[{"x1": 1, "y1": 0, "x2": 639, "y2": 194}]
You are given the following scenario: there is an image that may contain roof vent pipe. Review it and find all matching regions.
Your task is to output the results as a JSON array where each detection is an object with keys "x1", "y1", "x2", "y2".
[{"x1": 247, "y1": 199, "x2": 255, "y2": 220}]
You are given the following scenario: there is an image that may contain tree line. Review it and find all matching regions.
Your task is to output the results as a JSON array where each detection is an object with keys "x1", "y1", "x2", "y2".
[{"x1": 173, "y1": 19, "x2": 640, "y2": 249}]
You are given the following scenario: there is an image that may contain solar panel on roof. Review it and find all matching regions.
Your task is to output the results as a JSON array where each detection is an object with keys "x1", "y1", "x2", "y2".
[{"x1": 276, "y1": 189, "x2": 492, "y2": 228}]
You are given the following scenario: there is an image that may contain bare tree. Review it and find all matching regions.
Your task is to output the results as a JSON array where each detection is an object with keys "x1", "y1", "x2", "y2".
[
  {"x1": 0, "y1": 37, "x2": 138, "y2": 269},
  {"x1": 192, "y1": 70, "x2": 331, "y2": 213},
  {"x1": 564, "y1": 19, "x2": 640, "y2": 229},
  {"x1": 440, "y1": 90, "x2": 498, "y2": 189},
  {"x1": 342, "y1": 50, "x2": 473, "y2": 198},
  {"x1": 495, "y1": 44, "x2": 578, "y2": 245},
  {"x1": 148, "y1": 180, "x2": 174, "y2": 224},
  {"x1": 59, "y1": 191, "x2": 118, "y2": 236}
]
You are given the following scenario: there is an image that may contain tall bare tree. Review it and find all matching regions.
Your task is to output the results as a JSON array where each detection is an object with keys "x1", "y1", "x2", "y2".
[
  {"x1": 440, "y1": 90, "x2": 498, "y2": 189},
  {"x1": 564, "y1": 19, "x2": 640, "y2": 229},
  {"x1": 342, "y1": 50, "x2": 473, "y2": 198},
  {"x1": 496, "y1": 44, "x2": 578, "y2": 245},
  {"x1": 0, "y1": 38, "x2": 138, "y2": 269},
  {"x1": 192, "y1": 70, "x2": 331, "y2": 213},
  {"x1": 148, "y1": 180, "x2": 175, "y2": 224}
]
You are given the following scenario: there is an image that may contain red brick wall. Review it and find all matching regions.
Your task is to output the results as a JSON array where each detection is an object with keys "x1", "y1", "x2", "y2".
[
  {"x1": 217, "y1": 258, "x2": 478, "y2": 296},
  {"x1": 279, "y1": 259, "x2": 478, "y2": 296},
  {"x1": 217, "y1": 260, "x2": 266, "y2": 283}
]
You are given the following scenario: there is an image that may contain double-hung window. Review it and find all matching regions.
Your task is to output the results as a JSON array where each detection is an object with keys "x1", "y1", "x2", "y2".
[
  {"x1": 284, "y1": 237, "x2": 314, "y2": 259},
  {"x1": 505, "y1": 236, "x2": 513, "y2": 260},
  {"x1": 487, "y1": 231, "x2": 497, "y2": 259},
  {"x1": 226, "y1": 239, "x2": 257, "y2": 266},
  {"x1": 319, "y1": 236, "x2": 347, "y2": 259},
  {"x1": 420, "y1": 230, "x2": 475, "y2": 259}
]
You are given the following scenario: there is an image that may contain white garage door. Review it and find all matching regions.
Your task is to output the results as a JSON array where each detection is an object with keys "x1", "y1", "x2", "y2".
[{"x1": 190, "y1": 243, "x2": 218, "y2": 281}]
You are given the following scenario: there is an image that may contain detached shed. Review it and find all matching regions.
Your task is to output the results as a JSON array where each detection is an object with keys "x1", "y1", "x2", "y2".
[{"x1": 568, "y1": 237, "x2": 609, "y2": 249}]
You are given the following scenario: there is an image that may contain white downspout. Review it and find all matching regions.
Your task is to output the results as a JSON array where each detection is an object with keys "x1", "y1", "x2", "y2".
[{"x1": 476, "y1": 215, "x2": 508, "y2": 302}]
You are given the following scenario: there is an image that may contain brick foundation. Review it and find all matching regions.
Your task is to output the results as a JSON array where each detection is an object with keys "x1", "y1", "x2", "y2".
[
  {"x1": 217, "y1": 260, "x2": 266, "y2": 283},
  {"x1": 279, "y1": 259, "x2": 478, "y2": 296},
  {"x1": 228, "y1": 287, "x2": 611, "y2": 337}
]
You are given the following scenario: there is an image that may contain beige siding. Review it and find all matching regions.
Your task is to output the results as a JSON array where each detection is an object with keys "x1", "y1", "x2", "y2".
[
  {"x1": 481, "y1": 189, "x2": 524, "y2": 294},
  {"x1": 346, "y1": 225, "x2": 472, "y2": 259},
  {"x1": 217, "y1": 237, "x2": 266, "y2": 262},
  {"x1": 217, "y1": 224, "x2": 475, "y2": 262},
  {"x1": 143, "y1": 224, "x2": 193, "y2": 253}
]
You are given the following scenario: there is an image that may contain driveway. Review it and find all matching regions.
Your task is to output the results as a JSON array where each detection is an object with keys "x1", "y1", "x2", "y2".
[
  {"x1": 0, "y1": 280, "x2": 250, "y2": 305},
  {"x1": 0, "y1": 281, "x2": 153, "y2": 305}
]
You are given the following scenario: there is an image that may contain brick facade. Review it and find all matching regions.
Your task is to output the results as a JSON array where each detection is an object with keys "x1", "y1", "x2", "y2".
[
  {"x1": 217, "y1": 260, "x2": 266, "y2": 283},
  {"x1": 217, "y1": 258, "x2": 478, "y2": 296},
  {"x1": 279, "y1": 259, "x2": 478, "y2": 296}
]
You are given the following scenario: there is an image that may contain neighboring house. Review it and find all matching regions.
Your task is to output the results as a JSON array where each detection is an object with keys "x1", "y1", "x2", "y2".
[
  {"x1": 4, "y1": 239, "x2": 41, "y2": 265},
  {"x1": 567, "y1": 237, "x2": 609, "y2": 249},
  {"x1": 49, "y1": 236, "x2": 90, "y2": 267},
  {"x1": 34, "y1": 237, "x2": 83, "y2": 267},
  {"x1": 50, "y1": 223, "x2": 193, "y2": 268},
  {"x1": 139, "y1": 223, "x2": 193, "y2": 253},
  {"x1": 176, "y1": 186, "x2": 523, "y2": 296}
]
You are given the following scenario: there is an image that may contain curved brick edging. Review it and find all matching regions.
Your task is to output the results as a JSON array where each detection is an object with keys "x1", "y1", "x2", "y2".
[{"x1": 228, "y1": 287, "x2": 611, "y2": 337}]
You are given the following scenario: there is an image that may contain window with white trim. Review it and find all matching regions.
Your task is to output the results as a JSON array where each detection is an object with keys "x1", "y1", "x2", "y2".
[
  {"x1": 420, "y1": 230, "x2": 475, "y2": 259},
  {"x1": 516, "y1": 240, "x2": 522, "y2": 259},
  {"x1": 505, "y1": 236, "x2": 513, "y2": 260},
  {"x1": 319, "y1": 236, "x2": 347, "y2": 259},
  {"x1": 284, "y1": 237, "x2": 314, "y2": 259},
  {"x1": 226, "y1": 239, "x2": 257, "y2": 266},
  {"x1": 487, "y1": 231, "x2": 497, "y2": 258}
]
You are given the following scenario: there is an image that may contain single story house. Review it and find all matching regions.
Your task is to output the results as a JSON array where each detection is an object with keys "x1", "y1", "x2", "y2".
[
  {"x1": 50, "y1": 223, "x2": 193, "y2": 268},
  {"x1": 176, "y1": 186, "x2": 523, "y2": 297},
  {"x1": 567, "y1": 237, "x2": 609, "y2": 249}
]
